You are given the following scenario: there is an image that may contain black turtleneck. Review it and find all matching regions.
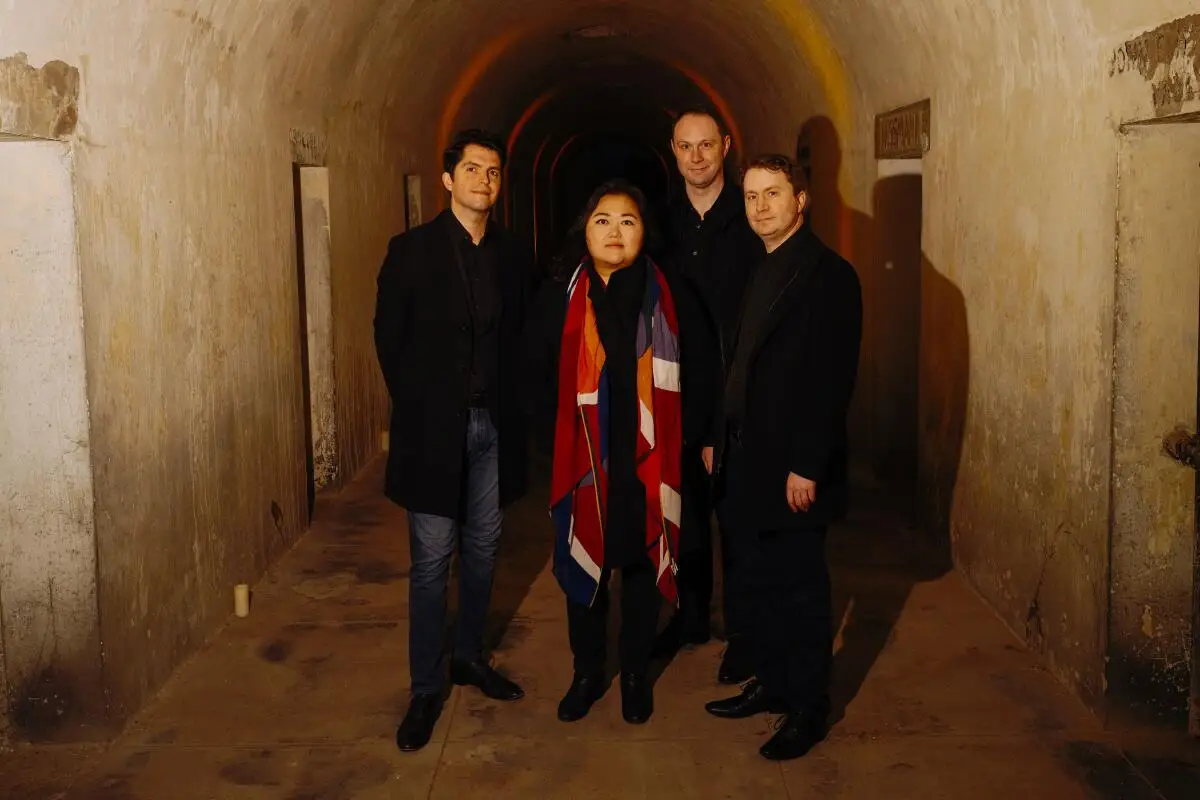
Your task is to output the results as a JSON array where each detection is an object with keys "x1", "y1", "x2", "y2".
[{"x1": 724, "y1": 224, "x2": 812, "y2": 426}]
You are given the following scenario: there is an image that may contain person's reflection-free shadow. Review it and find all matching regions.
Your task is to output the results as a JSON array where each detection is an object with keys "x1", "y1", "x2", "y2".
[{"x1": 797, "y1": 114, "x2": 969, "y2": 725}]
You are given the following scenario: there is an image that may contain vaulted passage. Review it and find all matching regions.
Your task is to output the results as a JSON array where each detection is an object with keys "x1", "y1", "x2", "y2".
[{"x1": 2, "y1": 0, "x2": 1200, "y2": 792}]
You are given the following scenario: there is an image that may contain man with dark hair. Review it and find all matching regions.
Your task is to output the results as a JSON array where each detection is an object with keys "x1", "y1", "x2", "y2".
[
  {"x1": 374, "y1": 127, "x2": 529, "y2": 753},
  {"x1": 703, "y1": 154, "x2": 862, "y2": 762},
  {"x1": 656, "y1": 106, "x2": 764, "y2": 686}
]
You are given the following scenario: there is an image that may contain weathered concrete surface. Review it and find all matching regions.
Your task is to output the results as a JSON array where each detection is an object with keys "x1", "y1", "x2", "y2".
[
  {"x1": 325, "y1": 114, "x2": 413, "y2": 489},
  {"x1": 0, "y1": 140, "x2": 104, "y2": 742},
  {"x1": 1110, "y1": 15, "x2": 1200, "y2": 119},
  {"x1": 3, "y1": 462, "x2": 1197, "y2": 798},
  {"x1": 1110, "y1": 124, "x2": 1200, "y2": 725},
  {"x1": 0, "y1": 53, "x2": 78, "y2": 138},
  {"x1": 297, "y1": 167, "x2": 338, "y2": 492}
]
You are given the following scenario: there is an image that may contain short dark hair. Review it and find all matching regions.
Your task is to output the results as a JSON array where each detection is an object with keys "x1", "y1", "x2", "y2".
[
  {"x1": 742, "y1": 153, "x2": 809, "y2": 194},
  {"x1": 443, "y1": 128, "x2": 506, "y2": 174},
  {"x1": 568, "y1": 179, "x2": 655, "y2": 237},
  {"x1": 671, "y1": 105, "x2": 729, "y2": 139}
]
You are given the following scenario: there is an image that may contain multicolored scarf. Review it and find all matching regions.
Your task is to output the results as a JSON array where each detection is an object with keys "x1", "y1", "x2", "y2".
[{"x1": 550, "y1": 258, "x2": 683, "y2": 608}]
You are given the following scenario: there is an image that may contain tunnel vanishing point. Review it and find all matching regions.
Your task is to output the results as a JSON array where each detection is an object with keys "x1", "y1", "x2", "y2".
[{"x1": 1, "y1": 0, "x2": 1199, "y2": 748}]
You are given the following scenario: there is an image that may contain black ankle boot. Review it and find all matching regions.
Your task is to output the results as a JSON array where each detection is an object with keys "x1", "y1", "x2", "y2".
[
  {"x1": 620, "y1": 673, "x2": 653, "y2": 724},
  {"x1": 557, "y1": 673, "x2": 604, "y2": 722}
]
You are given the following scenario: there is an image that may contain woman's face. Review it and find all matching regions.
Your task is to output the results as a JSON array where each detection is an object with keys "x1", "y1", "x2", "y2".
[{"x1": 585, "y1": 193, "x2": 644, "y2": 269}]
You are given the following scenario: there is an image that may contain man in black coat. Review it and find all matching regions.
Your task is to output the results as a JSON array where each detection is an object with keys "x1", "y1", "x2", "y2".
[
  {"x1": 702, "y1": 154, "x2": 863, "y2": 762},
  {"x1": 373, "y1": 129, "x2": 530, "y2": 753},
  {"x1": 656, "y1": 107, "x2": 765, "y2": 685}
]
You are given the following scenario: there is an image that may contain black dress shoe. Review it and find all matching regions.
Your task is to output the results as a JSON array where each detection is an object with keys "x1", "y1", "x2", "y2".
[
  {"x1": 450, "y1": 659, "x2": 525, "y2": 701},
  {"x1": 717, "y1": 636, "x2": 755, "y2": 684},
  {"x1": 620, "y1": 673, "x2": 653, "y2": 724},
  {"x1": 557, "y1": 673, "x2": 605, "y2": 722},
  {"x1": 395, "y1": 693, "x2": 443, "y2": 752},
  {"x1": 705, "y1": 679, "x2": 787, "y2": 719},
  {"x1": 759, "y1": 710, "x2": 829, "y2": 761}
]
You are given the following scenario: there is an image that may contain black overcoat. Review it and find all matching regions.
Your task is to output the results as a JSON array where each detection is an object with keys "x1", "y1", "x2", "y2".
[
  {"x1": 714, "y1": 224, "x2": 863, "y2": 532},
  {"x1": 373, "y1": 210, "x2": 529, "y2": 518}
]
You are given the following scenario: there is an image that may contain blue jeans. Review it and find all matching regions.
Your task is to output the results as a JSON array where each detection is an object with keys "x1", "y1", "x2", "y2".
[{"x1": 407, "y1": 409, "x2": 502, "y2": 696}]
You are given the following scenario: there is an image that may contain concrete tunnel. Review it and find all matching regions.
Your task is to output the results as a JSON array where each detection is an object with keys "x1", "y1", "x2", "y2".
[{"x1": 2, "y1": 0, "x2": 1200, "y2": 761}]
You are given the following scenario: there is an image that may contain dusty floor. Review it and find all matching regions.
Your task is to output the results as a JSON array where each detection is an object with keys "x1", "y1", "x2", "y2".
[{"x1": 3, "y1": 458, "x2": 1198, "y2": 799}]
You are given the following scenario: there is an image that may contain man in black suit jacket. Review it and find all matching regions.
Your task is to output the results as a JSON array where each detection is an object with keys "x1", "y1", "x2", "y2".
[
  {"x1": 655, "y1": 107, "x2": 765, "y2": 684},
  {"x1": 702, "y1": 154, "x2": 863, "y2": 762},
  {"x1": 374, "y1": 129, "x2": 530, "y2": 753}
]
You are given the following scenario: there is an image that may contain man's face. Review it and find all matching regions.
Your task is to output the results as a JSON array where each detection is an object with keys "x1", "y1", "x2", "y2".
[
  {"x1": 743, "y1": 167, "x2": 805, "y2": 243},
  {"x1": 671, "y1": 113, "x2": 730, "y2": 190},
  {"x1": 442, "y1": 144, "x2": 502, "y2": 213}
]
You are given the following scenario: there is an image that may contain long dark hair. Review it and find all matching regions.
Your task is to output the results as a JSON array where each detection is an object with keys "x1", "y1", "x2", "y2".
[{"x1": 547, "y1": 179, "x2": 661, "y2": 280}]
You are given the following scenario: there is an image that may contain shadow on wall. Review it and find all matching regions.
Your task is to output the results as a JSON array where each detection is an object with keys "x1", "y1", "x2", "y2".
[{"x1": 797, "y1": 115, "x2": 970, "y2": 721}]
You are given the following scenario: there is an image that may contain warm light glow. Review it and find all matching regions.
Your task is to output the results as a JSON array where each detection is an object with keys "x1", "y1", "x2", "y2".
[
  {"x1": 547, "y1": 133, "x2": 582, "y2": 232},
  {"x1": 434, "y1": 9, "x2": 851, "y2": 248},
  {"x1": 529, "y1": 135, "x2": 551, "y2": 258},
  {"x1": 507, "y1": 89, "x2": 557, "y2": 156},
  {"x1": 435, "y1": 25, "x2": 531, "y2": 209},
  {"x1": 664, "y1": 59, "x2": 743, "y2": 152},
  {"x1": 763, "y1": 0, "x2": 855, "y2": 257}
]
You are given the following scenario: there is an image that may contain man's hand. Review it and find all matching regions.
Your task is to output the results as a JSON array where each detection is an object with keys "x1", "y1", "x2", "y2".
[
  {"x1": 786, "y1": 472, "x2": 816, "y2": 512},
  {"x1": 701, "y1": 447, "x2": 714, "y2": 474}
]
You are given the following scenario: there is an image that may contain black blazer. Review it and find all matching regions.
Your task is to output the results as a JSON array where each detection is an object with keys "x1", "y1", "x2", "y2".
[
  {"x1": 373, "y1": 210, "x2": 530, "y2": 518},
  {"x1": 715, "y1": 224, "x2": 863, "y2": 531}
]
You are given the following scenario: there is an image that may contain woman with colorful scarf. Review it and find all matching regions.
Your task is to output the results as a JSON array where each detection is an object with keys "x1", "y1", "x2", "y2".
[{"x1": 524, "y1": 179, "x2": 714, "y2": 725}]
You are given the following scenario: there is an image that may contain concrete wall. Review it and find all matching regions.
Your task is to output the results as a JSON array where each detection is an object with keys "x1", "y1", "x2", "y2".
[
  {"x1": 0, "y1": 139, "x2": 104, "y2": 741},
  {"x1": 1110, "y1": 122, "x2": 1200, "y2": 724},
  {"x1": 812, "y1": 2, "x2": 1200, "y2": 716},
  {"x1": 0, "y1": 6, "x2": 403, "y2": 734},
  {"x1": 296, "y1": 166, "x2": 338, "y2": 492},
  {"x1": 326, "y1": 113, "x2": 414, "y2": 486}
]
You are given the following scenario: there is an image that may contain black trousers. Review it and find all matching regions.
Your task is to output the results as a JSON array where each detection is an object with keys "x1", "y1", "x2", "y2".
[
  {"x1": 676, "y1": 446, "x2": 750, "y2": 639},
  {"x1": 566, "y1": 558, "x2": 662, "y2": 677},
  {"x1": 721, "y1": 445, "x2": 832, "y2": 713}
]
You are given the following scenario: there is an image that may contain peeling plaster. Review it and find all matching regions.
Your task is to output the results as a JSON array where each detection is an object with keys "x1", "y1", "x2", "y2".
[
  {"x1": 0, "y1": 53, "x2": 79, "y2": 139},
  {"x1": 1110, "y1": 15, "x2": 1200, "y2": 116},
  {"x1": 290, "y1": 127, "x2": 327, "y2": 166}
]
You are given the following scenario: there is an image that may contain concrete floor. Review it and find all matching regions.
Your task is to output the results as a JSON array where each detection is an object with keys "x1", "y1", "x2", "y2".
[{"x1": 3, "y1": 459, "x2": 1198, "y2": 799}]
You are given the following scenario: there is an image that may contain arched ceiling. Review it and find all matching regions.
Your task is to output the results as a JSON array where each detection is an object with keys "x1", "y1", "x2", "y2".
[{"x1": 6, "y1": 1, "x2": 1194, "y2": 160}]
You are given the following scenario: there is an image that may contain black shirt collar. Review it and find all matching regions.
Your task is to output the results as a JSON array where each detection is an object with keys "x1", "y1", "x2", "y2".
[
  {"x1": 441, "y1": 208, "x2": 496, "y2": 247},
  {"x1": 674, "y1": 177, "x2": 742, "y2": 228}
]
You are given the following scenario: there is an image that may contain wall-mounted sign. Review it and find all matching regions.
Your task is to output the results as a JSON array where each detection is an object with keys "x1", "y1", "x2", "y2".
[{"x1": 875, "y1": 99, "x2": 930, "y2": 159}]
